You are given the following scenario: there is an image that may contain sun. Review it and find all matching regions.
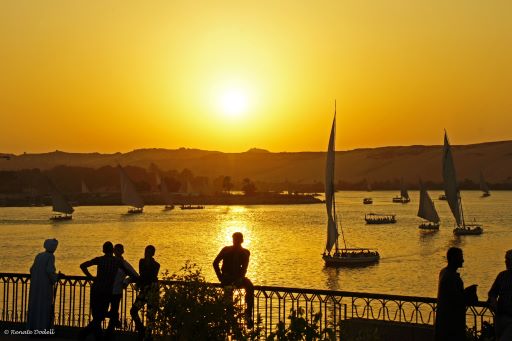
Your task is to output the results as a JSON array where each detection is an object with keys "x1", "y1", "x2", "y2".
[{"x1": 218, "y1": 88, "x2": 249, "y2": 118}]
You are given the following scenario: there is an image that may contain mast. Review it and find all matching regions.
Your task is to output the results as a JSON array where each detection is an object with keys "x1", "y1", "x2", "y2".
[{"x1": 331, "y1": 101, "x2": 345, "y2": 251}]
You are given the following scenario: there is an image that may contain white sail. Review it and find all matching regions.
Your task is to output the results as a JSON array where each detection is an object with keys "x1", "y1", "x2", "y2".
[
  {"x1": 119, "y1": 166, "x2": 144, "y2": 208},
  {"x1": 81, "y1": 180, "x2": 90, "y2": 194},
  {"x1": 400, "y1": 179, "x2": 409, "y2": 199},
  {"x1": 442, "y1": 132, "x2": 463, "y2": 227},
  {"x1": 160, "y1": 177, "x2": 173, "y2": 205},
  {"x1": 51, "y1": 187, "x2": 74, "y2": 215},
  {"x1": 417, "y1": 182, "x2": 440, "y2": 223},
  {"x1": 325, "y1": 113, "x2": 338, "y2": 253},
  {"x1": 480, "y1": 172, "x2": 490, "y2": 194}
]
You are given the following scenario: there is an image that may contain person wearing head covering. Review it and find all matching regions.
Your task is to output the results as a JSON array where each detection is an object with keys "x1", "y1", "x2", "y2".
[
  {"x1": 489, "y1": 250, "x2": 512, "y2": 341},
  {"x1": 27, "y1": 238, "x2": 60, "y2": 331}
]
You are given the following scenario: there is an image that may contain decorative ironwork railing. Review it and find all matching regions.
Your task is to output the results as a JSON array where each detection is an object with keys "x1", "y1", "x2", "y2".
[{"x1": 0, "y1": 273, "x2": 494, "y2": 338}]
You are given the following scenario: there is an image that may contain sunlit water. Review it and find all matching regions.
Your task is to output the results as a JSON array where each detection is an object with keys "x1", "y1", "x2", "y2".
[{"x1": 0, "y1": 191, "x2": 510, "y2": 299}]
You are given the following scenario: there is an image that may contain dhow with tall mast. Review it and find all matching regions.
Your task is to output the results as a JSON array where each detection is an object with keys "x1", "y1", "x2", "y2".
[
  {"x1": 442, "y1": 132, "x2": 483, "y2": 235},
  {"x1": 417, "y1": 180, "x2": 440, "y2": 230},
  {"x1": 322, "y1": 103, "x2": 380, "y2": 266},
  {"x1": 49, "y1": 182, "x2": 74, "y2": 221},
  {"x1": 479, "y1": 171, "x2": 491, "y2": 197},
  {"x1": 119, "y1": 165, "x2": 144, "y2": 214}
]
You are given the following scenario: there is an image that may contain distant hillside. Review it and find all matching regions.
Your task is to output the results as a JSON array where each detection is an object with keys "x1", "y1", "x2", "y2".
[{"x1": 1, "y1": 141, "x2": 511, "y2": 184}]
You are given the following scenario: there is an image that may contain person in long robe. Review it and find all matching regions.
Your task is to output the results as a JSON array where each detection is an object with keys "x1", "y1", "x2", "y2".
[{"x1": 27, "y1": 238, "x2": 59, "y2": 331}]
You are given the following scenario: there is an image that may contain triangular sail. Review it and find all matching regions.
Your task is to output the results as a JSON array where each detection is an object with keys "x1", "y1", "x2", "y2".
[
  {"x1": 442, "y1": 132, "x2": 463, "y2": 227},
  {"x1": 417, "y1": 182, "x2": 440, "y2": 223},
  {"x1": 160, "y1": 177, "x2": 173, "y2": 205},
  {"x1": 480, "y1": 172, "x2": 490, "y2": 194},
  {"x1": 81, "y1": 180, "x2": 90, "y2": 194},
  {"x1": 50, "y1": 185, "x2": 74, "y2": 215},
  {"x1": 325, "y1": 112, "x2": 339, "y2": 253},
  {"x1": 400, "y1": 179, "x2": 409, "y2": 199},
  {"x1": 119, "y1": 166, "x2": 144, "y2": 208}
]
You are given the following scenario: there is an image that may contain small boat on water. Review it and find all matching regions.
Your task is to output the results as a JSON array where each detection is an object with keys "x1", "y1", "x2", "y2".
[
  {"x1": 365, "y1": 213, "x2": 396, "y2": 224},
  {"x1": 363, "y1": 197, "x2": 373, "y2": 205},
  {"x1": 417, "y1": 181, "x2": 440, "y2": 230},
  {"x1": 438, "y1": 194, "x2": 447, "y2": 200},
  {"x1": 480, "y1": 171, "x2": 491, "y2": 198},
  {"x1": 392, "y1": 179, "x2": 410, "y2": 203},
  {"x1": 49, "y1": 184, "x2": 74, "y2": 221},
  {"x1": 363, "y1": 179, "x2": 373, "y2": 204},
  {"x1": 322, "y1": 104, "x2": 379, "y2": 267},
  {"x1": 119, "y1": 165, "x2": 144, "y2": 214},
  {"x1": 442, "y1": 132, "x2": 483, "y2": 235},
  {"x1": 159, "y1": 174, "x2": 175, "y2": 211},
  {"x1": 180, "y1": 204, "x2": 204, "y2": 210}
]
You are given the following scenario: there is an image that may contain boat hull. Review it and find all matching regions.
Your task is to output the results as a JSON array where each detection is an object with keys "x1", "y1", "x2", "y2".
[
  {"x1": 418, "y1": 222, "x2": 440, "y2": 230},
  {"x1": 127, "y1": 208, "x2": 143, "y2": 214},
  {"x1": 50, "y1": 215, "x2": 72, "y2": 221},
  {"x1": 392, "y1": 197, "x2": 410, "y2": 203},
  {"x1": 323, "y1": 253, "x2": 380, "y2": 266},
  {"x1": 365, "y1": 214, "x2": 396, "y2": 224},
  {"x1": 453, "y1": 225, "x2": 483, "y2": 235},
  {"x1": 180, "y1": 205, "x2": 204, "y2": 210},
  {"x1": 163, "y1": 205, "x2": 175, "y2": 210},
  {"x1": 363, "y1": 198, "x2": 373, "y2": 204},
  {"x1": 481, "y1": 193, "x2": 490, "y2": 198}
]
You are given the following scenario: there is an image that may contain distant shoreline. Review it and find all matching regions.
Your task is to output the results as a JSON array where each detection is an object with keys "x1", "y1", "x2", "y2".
[{"x1": 0, "y1": 193, "x2": 323, "y2": 207}]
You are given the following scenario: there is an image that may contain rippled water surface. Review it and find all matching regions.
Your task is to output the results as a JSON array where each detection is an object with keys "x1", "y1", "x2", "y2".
[{"x1": 0, "y1": 191, "x2": 510, "y2": 298}]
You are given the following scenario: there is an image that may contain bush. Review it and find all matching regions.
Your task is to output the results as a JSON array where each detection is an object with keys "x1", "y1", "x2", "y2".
[
  {"x1": 151, "y1": 261, "x2": 260, "y2": 340},
  {"x1": 267, "y1": 307, "x2": 335, "y2": 341}
]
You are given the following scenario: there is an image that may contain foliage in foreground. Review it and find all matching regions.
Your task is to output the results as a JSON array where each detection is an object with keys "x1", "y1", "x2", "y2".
[
  {"x1": 150, "y1": 261, "x2": 261, "y2": 340},
  {"x1": 267, "y1": 307, "x2": 335, "y2": 341}
]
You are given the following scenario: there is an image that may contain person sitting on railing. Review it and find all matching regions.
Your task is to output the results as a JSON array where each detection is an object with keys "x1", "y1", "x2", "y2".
[
  {"x1": 105, "y1": 243, "x2": 138, "y2": 338},
  {"x1": 488, "y1": 249, "x2": 512, "y2": 341},
  {"x1": 27, "y1": 238, "x2": 61, "y2": 332},
  {"x1": 78, "y1": 241, "x2": 138, "y2": 341},
  {"x1": 435, "y1": 247, "x2": 478, "y2": 341},
  {"x1": 130, "y1": 245, "x2": 160, "y2": 340},
  {"x1": 213, "y1": 232, "x2": 254, "y2": 328}
]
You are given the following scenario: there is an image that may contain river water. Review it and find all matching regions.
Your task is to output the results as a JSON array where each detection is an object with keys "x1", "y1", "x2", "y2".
[{"x1": 0, "y1": 190, "x2": 510, "y2": 298}]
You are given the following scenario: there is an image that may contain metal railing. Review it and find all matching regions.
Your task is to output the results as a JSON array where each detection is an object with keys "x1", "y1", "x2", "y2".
[{"x1": 1, "y1": 273, "x2": 494, "y2": 338}]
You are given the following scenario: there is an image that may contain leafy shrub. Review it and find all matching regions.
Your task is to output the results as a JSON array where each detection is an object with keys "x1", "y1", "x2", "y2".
[{"x1": 267, "y1": 307, "x2": 335, "y2": 341}]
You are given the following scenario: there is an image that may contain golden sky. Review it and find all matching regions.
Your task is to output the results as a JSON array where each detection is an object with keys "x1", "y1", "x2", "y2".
[{"x1": 1, "y1": 1, "x2": 511, "y2": 154}]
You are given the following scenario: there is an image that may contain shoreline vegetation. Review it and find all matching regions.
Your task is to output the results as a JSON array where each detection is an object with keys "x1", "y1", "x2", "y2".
[{"x1": 0, "y1": 192, "x2": 323, "y2": 207}]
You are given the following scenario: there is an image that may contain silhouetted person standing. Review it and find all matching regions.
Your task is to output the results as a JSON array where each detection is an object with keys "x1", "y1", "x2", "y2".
[
  {"x1": 106, "y1": 244, "x2": 138, "y2": 338},
  {"x1": 79, "y1": 241, "x2": 137, "y2": 341},
  {"x1": 435, "y1": 247, "x2": 478, "y2": 341},
  {"x1": 27, "y1": 239, "x2": 59, "y2": 331},
  {"x1": 213, "y1": 232, "x2": 254, "y2": 326},
  {"x1": 488, "y1": 249, "x2": 512, "y2": 341},
  {"x1": 130, "y1": 245, "x2": 160, "y2": 340}
]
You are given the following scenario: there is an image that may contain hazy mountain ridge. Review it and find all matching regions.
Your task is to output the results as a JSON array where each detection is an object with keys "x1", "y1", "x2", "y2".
[{"x1": 1, "y1": 141, "x2": 511, "y2": 184}]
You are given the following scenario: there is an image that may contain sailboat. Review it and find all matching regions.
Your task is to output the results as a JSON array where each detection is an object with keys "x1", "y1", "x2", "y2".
[
  {"x1": 417, "y1": 181, "x2": 440, "y2": 230},
  {"x1": 180, "y1": 180, "x2": 204, "y2": 209},
  {"x1": 392, "y1": 178, "x2": 410, "y2": 203},
  {"x1": 363, "y1": 178, "x2": 373, "y2": 204},
  {"x1": 49, "y1": 184, "x2": 74, "y2": 221},
  {"x1": 479, "y1": 172, "x2": 491, "y2": 197},
  {"x1": 160, "y1": 177, "x2": 175, "y2": 210},
  {"x1": 442, "y1": 132, "x2": 483, "y2": 235},
  {"x1": 119, "y1": 166, "x2": 144, "y2": 214},
  {"x1": 322, "y1": 103, "x2": 380, "y2": 266},
  {"x1": 81, "y1": 180, "x2": 90, "y2": 194}
]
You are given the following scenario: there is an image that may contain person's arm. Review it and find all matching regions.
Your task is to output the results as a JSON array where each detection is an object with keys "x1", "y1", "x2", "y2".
[
  {"x1": 488, "y1": 272, "x2": 503, "y2": 310},
  {"x1": 213, "y1": 248, "x2": 226, "y2": 282},
  {"x1": 241, "y1": 249, "x2": 250, "y2": 278},
  {"x1": 120, "y1": 259, "x2": 139, "y2": 282},
  {"x1": 46, "y1": 254, "x2": 58, "y2": 284},
  {"x1": 80, "y1": 258, "x2": 98, "y2": 279}
]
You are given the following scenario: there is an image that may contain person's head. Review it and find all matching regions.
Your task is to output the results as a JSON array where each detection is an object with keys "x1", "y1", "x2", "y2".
[
  {"x1": 232, "y1": 232, "x2": 244, "y2": 246},
  {"x1": 44, "y1": 238, "x2": 58, "y2": 253},
  {"x1": 505, "y1": 250, "x2": 512, "y2": 271},
  {"x1": 114, "y1": 244, "x2": 124, "y2": 257},
  {"x1": 447, "y1": 247, "x2": 464, "y2": 269},
  {"x1": 103, "y1": 241, "x2": 114, "y2": 255},
  {"x1": 145, "y1": 245, "x2": 156, "y2": 258}
]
